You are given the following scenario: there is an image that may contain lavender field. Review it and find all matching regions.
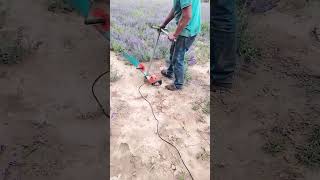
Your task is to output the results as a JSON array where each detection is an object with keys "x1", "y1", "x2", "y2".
[{"x1": 110, "y1": 0, "x2": 210, "y2": 64}]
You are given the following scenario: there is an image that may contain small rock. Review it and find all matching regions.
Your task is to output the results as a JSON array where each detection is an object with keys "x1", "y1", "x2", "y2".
[{"x1": 171, "y1": 164, "x2": 176, "y2": 170}]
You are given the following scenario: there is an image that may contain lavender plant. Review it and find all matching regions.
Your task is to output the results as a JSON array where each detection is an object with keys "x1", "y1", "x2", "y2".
[{"x1": 110, "y1": 0, "x2": 209, "y2": 64}]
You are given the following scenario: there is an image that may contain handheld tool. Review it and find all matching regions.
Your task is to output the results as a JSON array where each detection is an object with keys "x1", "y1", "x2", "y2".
[
  {"x1": 69, "y1": 0, "x2": 109, "y2": 40},
  {"x1": 122, "y1": 52, "x2": 163, "y2": 86},
  {"x1": 68, "y1": 0, "x2": 110, "y2": 118},
  {"x1": 122, "y1": 24, "x2": 170, "y2": 86},
  {"x1": 147, "y1": 24, "x2": 170, "y2": 76}
]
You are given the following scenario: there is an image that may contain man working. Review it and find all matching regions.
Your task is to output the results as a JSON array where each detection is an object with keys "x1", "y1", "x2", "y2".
[
  {"x1": 211, "y1": 0, "x2": 237, "y2": 89},
  {"x1": 160, "y1": 0, "x2": 201, "y2": 91}
]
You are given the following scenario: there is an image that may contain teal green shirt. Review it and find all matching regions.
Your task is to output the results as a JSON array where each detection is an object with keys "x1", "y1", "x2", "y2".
[{"x1": 173, "y1": 0, "x2": 201, "y2": 37}]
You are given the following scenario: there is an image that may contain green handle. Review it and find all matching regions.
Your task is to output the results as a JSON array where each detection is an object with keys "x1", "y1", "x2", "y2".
[{"x1": 68, "y1": 0, "x2": 91, "y2": 17}]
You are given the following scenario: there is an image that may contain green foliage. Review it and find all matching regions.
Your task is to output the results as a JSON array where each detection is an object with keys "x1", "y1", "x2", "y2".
[
  {"x1": 184, "y1": 58, "x2": 192, "y2": 83},
  {"x1": 111, "y1": 41, "x2": 125, "y2": 52},
  {"x1": 110, "y1": 64, "x2": 122, "y2": 82},
  {"x1": 111, "y1": 1, "x2": 210, "y2": 63},
  {"x1": 236, "y1": 0, "x2": 260, "y2": 62},
  {"x1": 195, "y1": 41, "x2": 210, "y2": 64},
  {"x1": 192, "y1": 98, "x2": 210, "y2": 115},
  {"x1": 238, "y1": 29, "x2": 260, "y2": 62},
  {"x1": 263, "y1": 139, "x2": 286, "y2": 155},
  {"x1": 296, "y1": 127, "x2": 320, "y2": 167},
  {"x1": 131, "y1": 9, "x2": 144, "y2": 18},
  {"x1": 0, "y1": 27, "x2": 36, "y2": 64},
  {"x1": 200, "y1": 22, "x2": 210, "y2": 37}
]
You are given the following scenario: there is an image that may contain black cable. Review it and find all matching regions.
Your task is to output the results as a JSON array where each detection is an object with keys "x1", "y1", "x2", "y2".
[
  {"x1": 92, "y1": 71, "x2": 109, "y2": 118},
  {"x1": 138, "y1": 83, "x2": 194, "y2": 180}
]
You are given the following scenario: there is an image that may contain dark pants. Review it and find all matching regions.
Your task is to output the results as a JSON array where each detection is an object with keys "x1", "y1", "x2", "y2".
[
  {"x1": 167, "y1": 35, "x2": 196, "y2": 89},
  {"x1": 211, "y1": 0, "x2": 237, "y2": 84}
]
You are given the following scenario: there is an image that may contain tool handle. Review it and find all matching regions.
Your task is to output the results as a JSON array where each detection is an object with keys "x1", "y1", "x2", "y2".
[
  {"x1": 160, "y1": 28, "x2": 169, "y2": 36},
  {"x1": 84, "y1": 18, "x2": 105, "y2": 25},
  {"x1": 149, "y1": 25, "x2": 169, "y2": 36}
]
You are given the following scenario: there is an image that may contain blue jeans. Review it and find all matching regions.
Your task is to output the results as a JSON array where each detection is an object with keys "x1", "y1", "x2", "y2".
[
  {"x1": 211, "y1": 0, "x2": 237, "y2": 84},
  {"x1": 167, "y1": 35, "x2": 196, "y2": 89}
]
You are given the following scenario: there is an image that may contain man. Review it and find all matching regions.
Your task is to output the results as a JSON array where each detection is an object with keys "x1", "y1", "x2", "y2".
[
  {"x1": 211, "y1": 0, "x2": 237, "y2": 89},
  {"x1": 160, "y1": 0, "x2": 201, "y2": 91}
]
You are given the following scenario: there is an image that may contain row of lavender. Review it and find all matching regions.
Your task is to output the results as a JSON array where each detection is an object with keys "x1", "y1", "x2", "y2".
[{"x1": 110, "y1": 0, "x2": 210, "y2": 65}]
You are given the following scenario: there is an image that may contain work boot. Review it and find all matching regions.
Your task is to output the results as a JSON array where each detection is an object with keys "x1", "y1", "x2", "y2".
[{"x1": 161, "y1": 70, "x2": 174, "y2": 79}]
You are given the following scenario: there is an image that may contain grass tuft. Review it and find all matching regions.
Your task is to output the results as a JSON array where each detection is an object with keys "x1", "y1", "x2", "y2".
[
  {"x1": 110, "y1": 64, "x2": 122, "y2": 82},
  {"x1": 0, "y1": 27, "x2": 38, "y2": 65},
  {"x1": 296, "y1": 127, "x2": 320, "y2": 167},
  {"x1": 236, "y1": 0, "x2": 260, "y2": 62}
]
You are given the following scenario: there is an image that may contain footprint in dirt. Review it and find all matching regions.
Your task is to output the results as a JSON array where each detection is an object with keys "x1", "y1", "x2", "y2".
[
  {"x1": 119, "y1": 143, "x2": 130, "y2": 154},
  {"x1": 114, "y1": 142, "x2": 133, "y2": 160}
]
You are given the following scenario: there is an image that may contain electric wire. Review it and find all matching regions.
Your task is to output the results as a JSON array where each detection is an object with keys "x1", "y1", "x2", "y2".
[
  {"x1": 92, "y1": 71, "x2": 109, "y2": 118},
  {"x1": 138, "y1": 83, "x2": 194, "y2": 180}
]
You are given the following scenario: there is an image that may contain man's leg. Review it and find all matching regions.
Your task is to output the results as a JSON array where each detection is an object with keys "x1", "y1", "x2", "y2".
[
  {"x1": 166, "y1": 35, "x2": 195, "y2": 90},
  {"x1": 211, "y1": 0, "x2": 237, "y2": 86}
]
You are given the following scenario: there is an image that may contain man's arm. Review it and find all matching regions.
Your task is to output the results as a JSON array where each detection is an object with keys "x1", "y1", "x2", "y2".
[
  {"x1": 160, "y1": 8, "x2": 175, "y2": 28},
  {"x1": 173, "y1": 5, "x2": 192, "y2": 37}
]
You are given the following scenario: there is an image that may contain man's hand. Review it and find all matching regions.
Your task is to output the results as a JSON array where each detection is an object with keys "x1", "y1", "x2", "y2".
[
  {"x1": 160, "y1": 23, "x2": 166, "y2": 29},
  {"x1": 168, "y1": 32, "x2": 177, "y2": 42}
]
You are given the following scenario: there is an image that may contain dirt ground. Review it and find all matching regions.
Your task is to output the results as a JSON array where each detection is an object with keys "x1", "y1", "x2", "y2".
[
  {"x1": 214, "y1": 0, "x2": 320, "y2": 180},
  {"x1": 110, "y1": 51, "x2": 210, "y2": 180},
  {"x1": 0, "y1": 0, "x2": 108, "y2": 180}
]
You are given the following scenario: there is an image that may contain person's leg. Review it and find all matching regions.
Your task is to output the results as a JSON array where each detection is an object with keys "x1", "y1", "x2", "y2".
[
  {"x1": 211, "y1": 0, "x2": 237, "y2": 86},
  {"x1": 171, "y1": 35, "x2": 196, "y2": 89}
]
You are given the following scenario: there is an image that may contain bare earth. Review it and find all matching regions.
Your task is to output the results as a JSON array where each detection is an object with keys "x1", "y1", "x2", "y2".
[
  {"x1": 0, "y1": 0, "x2": 107, "y2": 180},
  {"x1": 110, "y1": 51, "x2": 210, "y2": 180},
  {"x1": 214, "y1": 0, "x2": 320, "y2": 180}
]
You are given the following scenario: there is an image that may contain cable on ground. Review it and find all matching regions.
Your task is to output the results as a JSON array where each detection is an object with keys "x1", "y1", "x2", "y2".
[
  {"x1": 92, "y1": 71, "x2": 109, "y2": 118},
  {"x1": 138, "y1": 83, "x2": 194, "y2": 180}
]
